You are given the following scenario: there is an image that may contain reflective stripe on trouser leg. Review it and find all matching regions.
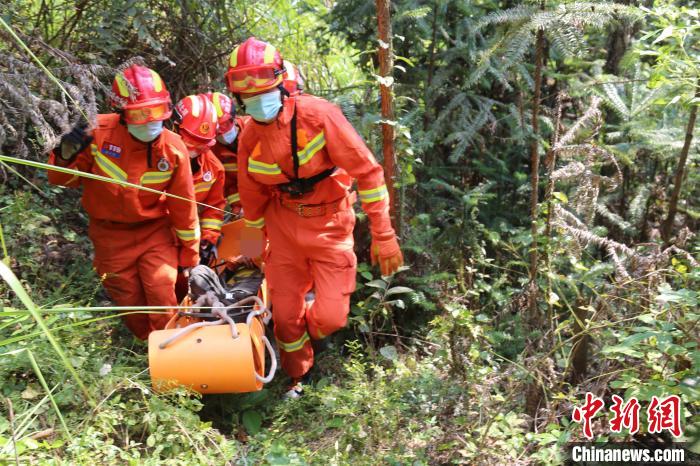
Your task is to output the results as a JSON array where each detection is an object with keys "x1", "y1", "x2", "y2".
[
  {"x1": 264, "y1": 201, "x2": 356, "y2": 377},
  {"x1": 266, "y1": 250, "x2": 314, "y2": 379}
]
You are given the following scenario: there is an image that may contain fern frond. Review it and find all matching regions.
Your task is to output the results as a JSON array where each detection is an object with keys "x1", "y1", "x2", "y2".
[
  {"x1": 596, "y1": 203, "x2": 635, "y2": 235},
  {"x1": 399, "y1": 6, "x2": 432, "y2": 20},
  {"x1": 600, "y1": 82, "x2": 630, "y2": 119},
  {"x1": 628, "y1": 185, "x2": 651, "y2": 226},
  {"x1": 477, "y1": 5, "x2": 535, "y2": 30}
]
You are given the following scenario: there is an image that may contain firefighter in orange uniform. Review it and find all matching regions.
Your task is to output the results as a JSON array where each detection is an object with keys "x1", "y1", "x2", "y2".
[
  {"x1": 207, "y1": 92, "x2": 250, "y2": 213},
  {"x1": 281, "y1": 60, "x2": 304, "y2": 96},
  {"x1": 173, "y1": 94, "x2": 226, "y2": 266},
  {"x1": 48, "y1": 64, "x2": 200, "y2": 339},
  {"x1": 226, "y1": 38, "x2": 403, "y2": 397}
]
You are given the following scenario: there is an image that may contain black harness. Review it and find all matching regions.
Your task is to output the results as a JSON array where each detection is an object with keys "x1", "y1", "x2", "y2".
[{"x1": 278, "y1": 106, "x2": 335, "y2": 198}]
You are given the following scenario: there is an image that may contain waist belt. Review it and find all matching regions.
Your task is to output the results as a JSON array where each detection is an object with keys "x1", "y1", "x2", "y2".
[
  {"x1": 280, "y1": 192, "x2": 356, "y2": 218},
  {"x1": 278, "y1": 166, "x2": 336, "y2": 198}
]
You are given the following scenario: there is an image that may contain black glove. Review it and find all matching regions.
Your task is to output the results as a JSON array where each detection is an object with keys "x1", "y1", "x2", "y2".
[
  {"x1": 199, "y1": 240, "x2": 215, "y2": 266},
  {"x1": 58, "y1": 122, "x2": 92, "y2": 161}
]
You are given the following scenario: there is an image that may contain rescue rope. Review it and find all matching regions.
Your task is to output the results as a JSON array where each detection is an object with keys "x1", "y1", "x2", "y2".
[{"x1": 0, "y1": 154, "x2": 232, "y2": 215}]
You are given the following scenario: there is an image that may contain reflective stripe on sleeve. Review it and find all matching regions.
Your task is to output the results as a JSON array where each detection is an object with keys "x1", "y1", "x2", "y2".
[
  {"x1": 359, "y1": 184, "x2": 388, "y2": 203},
  {"x1": 194, "y1": 180, "x2": 215, "y2": 193},
  {"x1": 175, "y1": 227, "x2": 200, "y2": 241},
  {"x1": 92, "y1": 145, "x2": 127, "y2": 182},
  {"x1": 248, "y1": 158, "x2": 282, "y2": 175},
  {"x1": 244, "y1": 217, "x2": 265, "y2": 229},
  {"x1": 223, "y1": 162, "x2": 238, "y2": 172},
  {"x1": 140, "y1": 170, "x2": 173, "y2": 185},
  {"x1": 227, "y1": 193, "x2": 240, "y2": 204},
  {"x1": 277, "y1": 332, "x2": 310, "y2": 353},
  {"x1": 200, "y1": 218, "x2": 223, "y2": 230}
]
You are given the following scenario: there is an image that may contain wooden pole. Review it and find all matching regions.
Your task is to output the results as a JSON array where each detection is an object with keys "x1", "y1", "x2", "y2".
[
  {"x1": 662, "y1": 79, "x2": 699, "y2": 242},
  {"x1": 376, "y1": 0, "x2": 398, "y2": 229},
  {"x1": 527, "y1": 25, "x2": 545, "y2": 321}
]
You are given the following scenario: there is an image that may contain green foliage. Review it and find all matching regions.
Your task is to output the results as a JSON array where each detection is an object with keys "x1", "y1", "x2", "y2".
[{"x1": 1, "y1": 0, "x2": 699, "y2": 464}]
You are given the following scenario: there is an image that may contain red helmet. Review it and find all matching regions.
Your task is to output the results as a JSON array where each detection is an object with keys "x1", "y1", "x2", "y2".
[
  {"x1": 282, "y1": 60, "x2": 304, "y2": 96},
  {"x1": 174, "y1": 94, "x2": 218, "y2": 148},
  {"x1": 225, "y1": 37, "x2": 285, "y2": 95},
  {"x1": 111, "y1": 65, "x2": 172, "y2": 124},
  {"x1": 206, "y1": 92, "x2": 236, "y2": 135}
]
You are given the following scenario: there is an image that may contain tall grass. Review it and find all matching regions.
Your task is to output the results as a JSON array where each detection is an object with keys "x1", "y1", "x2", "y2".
[{"x1": 0, "y1": 261, "x2": 94, "y2": 404}]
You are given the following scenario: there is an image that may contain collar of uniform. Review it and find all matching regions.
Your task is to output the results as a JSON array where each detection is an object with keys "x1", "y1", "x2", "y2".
[{"x1": 277, "y1": 96, "x2": 297, "y2": 126}]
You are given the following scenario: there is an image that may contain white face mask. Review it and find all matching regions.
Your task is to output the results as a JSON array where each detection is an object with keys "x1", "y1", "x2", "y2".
[
  {"x1": 127, "y1": 121, "x2": 164, "y2": 142},
  {"x1": 216, "y1": 125, "x2": 239, "y2": 145},
  {"x1": 188, "y1": 149, "x2": 200, "y2": 159}
]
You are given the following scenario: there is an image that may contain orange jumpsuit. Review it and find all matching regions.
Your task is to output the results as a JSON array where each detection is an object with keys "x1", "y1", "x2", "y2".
[
  {"x1": 192, "y1": 150, "x2": 226, "y2": 244},
  {"x1": 238, "y1": 94, "x2": 394, "y2": 378},
  {"x1": 174, "y1": 149, "x2": 225, "y2": 301},
  {"x1": 211, "y1": 116, "x2": 251, "y2": 211},
  {"x1": 48, "y1": 114, "x2": 200, "y2": 339}
]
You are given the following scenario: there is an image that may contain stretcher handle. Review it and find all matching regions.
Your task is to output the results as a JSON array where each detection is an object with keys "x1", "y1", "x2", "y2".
[
  {"x1": 159, "y1": 301, "x2": 240, "y2": 349},
  {"x1": 237, "y1": 297, "x2": 276, "y2": 383},
  {"x1": 213, "y1": 308, "x2": 240, "y2": 339},
  {"x1": 256, "y1": 335, "x2": 277, "y2": 384},
  {"x1": 234, "y1": 295, "x2": 271, "y2": 326},
  {"x1": 158, "y1": 319, "x2": 225, "y2": 349}
]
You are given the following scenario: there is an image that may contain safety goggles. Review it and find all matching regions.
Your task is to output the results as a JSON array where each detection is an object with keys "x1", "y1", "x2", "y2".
[
  {"x1": 123, "y1": 102, "x2": 170, "y2": 124},
  {"x1": 225, "y1": 66, "x2": 285, "y2": 93}
]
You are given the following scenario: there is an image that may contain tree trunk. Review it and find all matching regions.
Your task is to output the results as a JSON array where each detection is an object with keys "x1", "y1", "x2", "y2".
[
  {"x1": 376, "y1": 0, "x2": 399, "y2": 230},
  {"x1": 603, "y1": 0, "x2": 637, "y2": 75},
  {"x1": 568, "y1": 302, "x2": 591, "y2": 385},
  {"x1": 525, "y1": 4, "x2": 547, "y2": 427},
  {"x1": 543, "y1": 93, "x2": 564, "y2": 323},
  {"x1": 528, "y1": 26, "x2": 545, "y2": 321},
  {"x1": 422, "y1": 0, "x2": 439, "y2": 132},
  {"x1": 661, "y1": 81, "x2": 699, "y2": 242}
]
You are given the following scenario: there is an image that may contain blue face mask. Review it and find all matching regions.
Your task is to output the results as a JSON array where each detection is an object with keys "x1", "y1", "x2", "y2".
[
  {"x1": 243, "y1": 90, "x2": 282, "y2": 123},
  {"x1": 216, "y1": 125, "x2": 239, "y2": 145},
  {"x1": 128, "y1": 121, "x2": 164, "y2": 142}
]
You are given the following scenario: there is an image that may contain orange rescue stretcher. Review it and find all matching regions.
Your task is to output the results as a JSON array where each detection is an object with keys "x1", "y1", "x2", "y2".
[{"x1": 148, "y1": 220, "x2": 276, "y2": 394}]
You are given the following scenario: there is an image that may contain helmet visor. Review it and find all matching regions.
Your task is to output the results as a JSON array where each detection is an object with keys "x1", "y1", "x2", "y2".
[
  {"x1": 226, "y1": 66, "x2": 283, "y2": 93},
  {"x1": 181, "y1": 130, "x2": 215, "y2": 149},
  {"x1": 124, "y1": 102, "x2": 171, "y2": 124}
]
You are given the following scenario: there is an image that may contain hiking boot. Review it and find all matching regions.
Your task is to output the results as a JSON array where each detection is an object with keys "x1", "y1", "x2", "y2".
[
  {"x1": 311, "y1": 337, "x2": 329, "y2": 355},
  {"x1": 283, "y1": 372, "x2": 312, "y2": 400}
]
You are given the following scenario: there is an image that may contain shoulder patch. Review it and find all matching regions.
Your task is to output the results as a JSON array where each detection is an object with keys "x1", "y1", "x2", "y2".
[{"x1": 101, "y1": 142, "x2": 122, "y2": 158}]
